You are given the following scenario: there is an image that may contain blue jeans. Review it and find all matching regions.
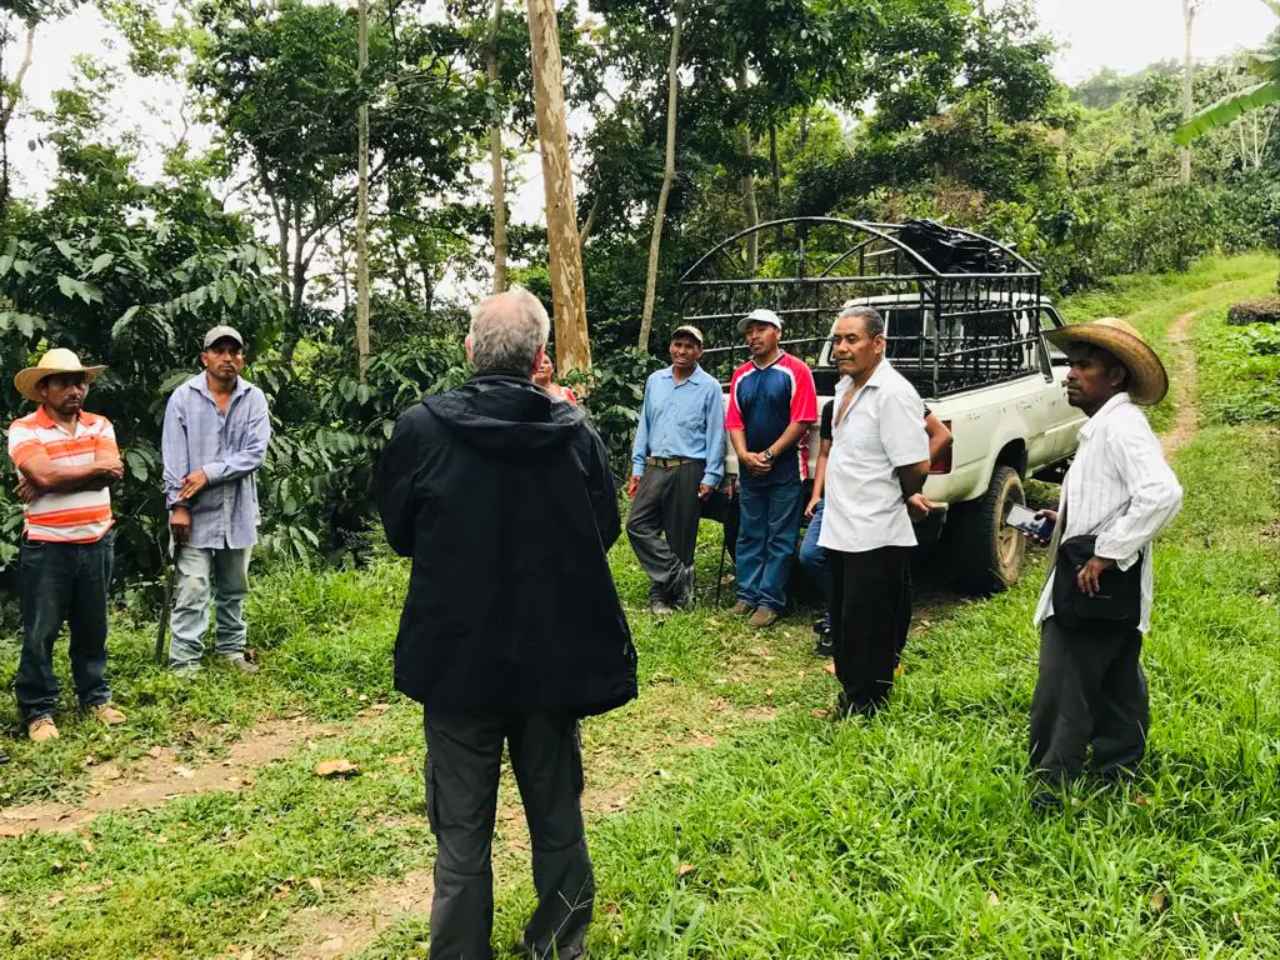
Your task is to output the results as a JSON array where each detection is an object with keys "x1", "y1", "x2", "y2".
[
  {"x1": 16, "y1": 533, "x2": 114, "y2": 722},
  {"x1": 735, "y1": 481, "x2": 805, "y2": 613},
  {"x1": 797, "y1": 498, "x2": 829, "y2": 604},
  {"x1": 168, "y1": 545, "x2": 252, "y2": 668}
]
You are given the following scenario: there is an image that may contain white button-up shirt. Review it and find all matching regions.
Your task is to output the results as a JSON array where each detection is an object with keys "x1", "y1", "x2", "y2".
[
  {"x1": 818, "y1": 360, "x2": 930, "y2": 554},
  {"x1": 1033, "y1": 392, "x2": 1183, "y2": 634}
]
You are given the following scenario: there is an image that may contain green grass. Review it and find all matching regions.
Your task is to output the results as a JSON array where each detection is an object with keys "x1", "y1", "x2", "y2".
[{"x1": 1, "y1": 253, "x2": 1278, "y2": 958}]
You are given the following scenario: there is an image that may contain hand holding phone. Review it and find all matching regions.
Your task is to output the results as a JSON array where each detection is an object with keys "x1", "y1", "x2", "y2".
[{"x1": 1006, "y1": 503, "x2": 1055, "y2": 544}]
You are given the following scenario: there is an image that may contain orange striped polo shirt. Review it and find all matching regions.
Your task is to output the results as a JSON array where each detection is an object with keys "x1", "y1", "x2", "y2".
[{"x1": 7, "y1": 406, "x2": 116, "y2": 543}]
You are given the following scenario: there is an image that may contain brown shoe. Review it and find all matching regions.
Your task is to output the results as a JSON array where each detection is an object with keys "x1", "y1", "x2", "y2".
[
  {"x1": 90, "y1": 702, "x2": 127, "y2": 726},
  {"x1": 731, "y1": 600, "x2": 754, "y2": 616},
  {"x1": 748, "y1": 607, "x2": 779, "y2": 629},
  {"x1": 28, "y1": 715, "x2": 59, "y2": 742}
]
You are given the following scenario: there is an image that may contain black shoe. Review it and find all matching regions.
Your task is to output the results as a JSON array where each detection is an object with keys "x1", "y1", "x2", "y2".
[
  {"x1": 812, "y1": 635, "x2": 834, "y2": 658},
  {"x1": 811, "y1": 615, "x2": 831, "y2": 635}
]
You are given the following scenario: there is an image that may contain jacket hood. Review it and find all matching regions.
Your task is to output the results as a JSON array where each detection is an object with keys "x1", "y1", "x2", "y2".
[{"x1": 424, "y1": 373, "x2": 579, "y2": 455}]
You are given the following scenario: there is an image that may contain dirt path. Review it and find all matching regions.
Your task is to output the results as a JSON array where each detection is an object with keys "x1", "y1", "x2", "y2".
[
  {"x1": 272, "y1": 641, "x2": 832, "y2": 960},
  {"x1": 1162, "y1": 310, "x2": 1200, "y2": 458},
  {"x1": 0, "y1": 716, "x2": 334, "y2": 837}
]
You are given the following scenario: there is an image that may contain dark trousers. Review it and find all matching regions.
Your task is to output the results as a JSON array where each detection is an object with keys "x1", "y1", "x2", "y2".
[
  {"x1": 423, "y1": 711, "x2": 593, "y2": 960},
  {"x1": 626, "y1": 459, "x2": 704, "y2": 601},
  {"x1": 1029, "y1": 616, "x2": 1148, "y2": 786},
  {"x1": 16, "y1": 534, "x2": 115, "y2": 723},
  {"x1": 830, "y1": 546, "x2": 913, "y2": 714}
]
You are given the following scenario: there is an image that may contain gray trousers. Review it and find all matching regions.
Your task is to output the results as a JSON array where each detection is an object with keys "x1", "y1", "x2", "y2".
[
  {"x1": 625, "y1": 459, "x2": 703, "y2": 600},
  {"x1": 424, "y1": 711, "x2": 593, "y2": 960},
  {"x1": 1029, "y1": 616, "x2": 1149, "y2": 786}
]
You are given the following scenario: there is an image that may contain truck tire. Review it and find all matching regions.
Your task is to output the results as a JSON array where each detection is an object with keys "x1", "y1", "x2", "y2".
[{"x1": 948, "y1": 465, "x2": 1026, "y2": 595}]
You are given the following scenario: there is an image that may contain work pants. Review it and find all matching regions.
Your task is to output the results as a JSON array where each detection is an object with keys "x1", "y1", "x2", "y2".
[
  {"x1": 626, "y1": 459, "x2": 704, "y2": 602},
  {"x1": 168, "y1": 545, "x2": 252, "y2": 668},
  {"x1": 1029, "y1": 616, "x2": 1148, "y2": 786},
  {"x1": 735, "y1": 480, "x2": 805, "y2": 613},
  {"x1": 830, "y1": 545, "x2": 913, "y2": 714},
  {"x1": 423, "y1": 710, "x2": 593, "y2": 960},
  {"x1": 796, "y1": 498, "x2": 830, "y2": 605},
  {"x1": 15, "y1": 533, "x2": 114, "y2": 722}
]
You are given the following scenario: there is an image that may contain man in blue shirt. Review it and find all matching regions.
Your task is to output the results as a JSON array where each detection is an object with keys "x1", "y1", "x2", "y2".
[
  {"x1": 161, "y1": 325, "x2": 272, "y2": 677},
  {"x1": 627, "y1": 325, "x2": 725, "y2": 615}
]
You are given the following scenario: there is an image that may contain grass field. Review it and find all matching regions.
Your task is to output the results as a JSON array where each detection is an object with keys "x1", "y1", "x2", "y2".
[{"x1": 1, "y1": 252, "x2": 1278, "y2": 958}]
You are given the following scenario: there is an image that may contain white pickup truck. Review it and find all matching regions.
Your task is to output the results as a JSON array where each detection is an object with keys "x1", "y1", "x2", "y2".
[{"x1": 718, "y1": 295, "x2": 1085, "y2": 593}]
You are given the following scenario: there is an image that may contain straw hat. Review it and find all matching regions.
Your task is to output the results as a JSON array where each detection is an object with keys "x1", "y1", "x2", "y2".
[
  {"x1": 1045, "y1": 317, "x2": 1168, "y2": 406},
  {"x1": 14, "y1": 348, "x2": 106, "y2": 403}
]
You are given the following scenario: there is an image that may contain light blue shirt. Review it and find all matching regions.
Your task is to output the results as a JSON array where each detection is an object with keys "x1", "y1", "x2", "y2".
[
  {"x1": 630, "y1": 365, "x2": 725, "y2": 487},
  {"x1": 162, "y1": 373, "x2": 271, "y2": 550}
]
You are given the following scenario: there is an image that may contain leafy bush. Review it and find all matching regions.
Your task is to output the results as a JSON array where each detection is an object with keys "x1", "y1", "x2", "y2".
[{"x1": 1227, "y1": 297, "x2": 1280, "y2": 326}]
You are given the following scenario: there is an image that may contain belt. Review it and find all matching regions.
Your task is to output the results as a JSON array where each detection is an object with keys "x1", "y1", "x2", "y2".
[{"x1": 645, "y1": 456, "x2": 698, "y2": 469}]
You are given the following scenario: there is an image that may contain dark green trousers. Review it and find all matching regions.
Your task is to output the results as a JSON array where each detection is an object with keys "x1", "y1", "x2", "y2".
[
  {"x1": 1029, "y1": 616, "x2": 1149, "y2": 786},
  {"x1": 424, "y1": 711, "x2": 592, "y2": 960}
]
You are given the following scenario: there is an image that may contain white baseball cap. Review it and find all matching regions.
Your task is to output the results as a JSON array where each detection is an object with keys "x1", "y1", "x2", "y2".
[{"x1": 738, "y1": 308, "x2": 782, "y2": 334}]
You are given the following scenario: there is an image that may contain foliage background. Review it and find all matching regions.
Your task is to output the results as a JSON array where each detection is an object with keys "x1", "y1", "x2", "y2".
[{"x1": 1, "y1": 0, "x2": 1277, "y2": 584}]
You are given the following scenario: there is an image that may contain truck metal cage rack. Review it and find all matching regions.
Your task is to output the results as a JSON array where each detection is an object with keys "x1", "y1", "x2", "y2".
[{"x1": 678, "y1": 216, "x2": 1051, "y2": 399}]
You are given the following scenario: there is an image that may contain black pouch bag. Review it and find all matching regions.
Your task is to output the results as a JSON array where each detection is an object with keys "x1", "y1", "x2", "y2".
[{"x1": 1052, "y1": 535, "x2": 1141, "y2": 630}]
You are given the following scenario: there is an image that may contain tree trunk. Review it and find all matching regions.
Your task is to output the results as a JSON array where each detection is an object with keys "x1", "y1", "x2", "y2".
[
  {"x1": 0, "y1": 21, "x2": 36, "y2": 217},
  {"x1": 355, "y1": 0, "x2": 372, "y2": 381},
  {"x1": 1180, "y1": 0, "x2": 1196, "y2": 185},
  {"x1": 488, "y1": 0, "x2": 508, "y2": 293},
  {"x1": 526, "y1": 0, "x2": 591, "y2": 376},
  {"x1": 768, "y1": 118, "x2": 780, "y2": 212},
  {"x1": 736, "y1": 57, "x2": 759, "y2": 272},
  {"x1": 638, "y1": 3, "x2": 682, "y2": 352}
]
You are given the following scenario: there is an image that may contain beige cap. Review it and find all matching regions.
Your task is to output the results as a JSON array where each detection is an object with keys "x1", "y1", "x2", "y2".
[
  {"x1": 14, "y1": 348, "x2": 106, "y2": 403},
  {"x1": 671, "y1": 324, "x2": 705, "y2": 345},
  {"x1": 1045, "y1": 317, "x2": 1169, "y2": 406}
]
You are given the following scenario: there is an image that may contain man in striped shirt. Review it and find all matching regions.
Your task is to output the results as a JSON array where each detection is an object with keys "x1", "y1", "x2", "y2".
[{"x1": 8, "y1": 348, "x2": 128, "y2": 742}]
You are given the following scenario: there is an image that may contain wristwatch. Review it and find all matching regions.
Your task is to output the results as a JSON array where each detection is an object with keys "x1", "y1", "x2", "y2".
[{"x1": 762, "y1": 449, "x2": 774, "y2": 462}]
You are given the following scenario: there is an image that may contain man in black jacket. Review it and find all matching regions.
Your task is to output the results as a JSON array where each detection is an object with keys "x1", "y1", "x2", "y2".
[{"x1": 376, "y1": 286, "x2": 635, "y2": 960}]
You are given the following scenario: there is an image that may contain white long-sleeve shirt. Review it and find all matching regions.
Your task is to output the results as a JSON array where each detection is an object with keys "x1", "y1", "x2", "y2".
[{"x1": 1033, "y1": 392, "x2": 1184, "y2": 634}]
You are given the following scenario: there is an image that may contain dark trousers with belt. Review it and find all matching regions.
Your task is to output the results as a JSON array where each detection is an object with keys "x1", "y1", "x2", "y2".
[
  {"x1": 1029, "y1": 616, "x2": 1148, "y2": 786},
  {"x1": 626, "y1": 458, "x2": 704, "y2": 601},
  {"x1": 830, "y1": 545, "x2": 913, "y2": 714},
  {"x1": 16, "y1": 534, "x2": 114, "y2": 722},
  {"x1": 424, "y1": 711, "x2": 593, "y2": 960}
]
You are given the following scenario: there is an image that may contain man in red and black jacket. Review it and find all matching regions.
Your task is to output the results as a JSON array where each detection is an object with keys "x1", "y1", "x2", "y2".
[{"x1": 725, "y1": 308, "x2": 818, "y2": 629}]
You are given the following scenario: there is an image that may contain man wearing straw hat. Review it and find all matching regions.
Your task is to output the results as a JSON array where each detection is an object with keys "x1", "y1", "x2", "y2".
[
  {"x1": 1028, "y1": 317, "x2": 1183, "y2": 803},
  {"x1": 7, "y1": 349, "x2": 127, "y2": 742}
]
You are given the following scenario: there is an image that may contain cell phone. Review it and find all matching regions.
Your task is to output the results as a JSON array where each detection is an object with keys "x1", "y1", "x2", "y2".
[{"x1": 1006, "y1": 503, "x2": 1053, "y2": 540}]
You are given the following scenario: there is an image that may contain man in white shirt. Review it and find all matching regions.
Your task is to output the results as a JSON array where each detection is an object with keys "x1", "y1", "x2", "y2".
[
  {"x1": 818, "y1": 306, "x2": 932, "y2": 717},
  {"x1": 1028, "y1": 317, "x2": 1183, "y2": 800}
]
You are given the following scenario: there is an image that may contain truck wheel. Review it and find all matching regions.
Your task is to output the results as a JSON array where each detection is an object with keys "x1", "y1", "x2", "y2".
[{"x1": 949, "y1": 465, "x2": 1026, "y2": 595}]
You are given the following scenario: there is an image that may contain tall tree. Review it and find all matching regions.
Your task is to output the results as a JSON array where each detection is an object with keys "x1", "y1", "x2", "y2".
[
  {"x1": 355, "y1": 0, "x2": 371, "y2": 380},
  {"x1": 486, "y1": 0, "x2": 509, "y2": 293},
  {"x1": 526, "y1": 0, "x2": 591, "y2": 374},
  {"x1": 638, "y1": 2, "x2": 681, "y2": 351},
  {"x1": 1181, "y1": 0, "x2": 1205, "y2": 183}
]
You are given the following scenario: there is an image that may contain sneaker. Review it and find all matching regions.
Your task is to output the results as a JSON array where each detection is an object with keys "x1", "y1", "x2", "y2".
[
  {"x1": 222, "y1": 653, "x2": 260, "y2": 675},
  {"x1": 813, "y1": 635, "x2": 834, "y2": 658},
  {"x1": 171, "y1": 663, "x2": 203, "y2": 680},
  {"x1": 811, "y1": 614, "x2": 831, "y2": 636},
  {"x1": 650, "y1": 598, "x2": 675, "y2": 617},
  {"x1": 90, "y1": 702, "x2": 127, "y2": 726},
  {"x1": 748, "y1": 607, "x2": 779, "y2": 629},
  {"x1": 731, "y1": 600, "x2": 754, "y2": 616},
  {"x1": 28, "y1": 715, "x2": 59, "y2": 742}
]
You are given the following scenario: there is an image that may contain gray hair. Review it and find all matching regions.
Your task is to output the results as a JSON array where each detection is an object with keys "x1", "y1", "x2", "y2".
[
  {"x1": 837, "y1": 304, "x2": 885, "y2": 338},
  {"x1": 468, "y1": 286, "x2": 551, "y2": 373}
]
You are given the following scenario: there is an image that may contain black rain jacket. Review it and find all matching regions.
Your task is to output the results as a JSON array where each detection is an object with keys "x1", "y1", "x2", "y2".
[{"x1": 375, "y1": 372, "x2": 636, "y2": 717}]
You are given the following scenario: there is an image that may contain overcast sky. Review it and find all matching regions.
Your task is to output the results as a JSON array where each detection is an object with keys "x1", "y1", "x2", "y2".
[{"x1": 5, "y1": 0, "x2": 1276, "y2": 206}]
